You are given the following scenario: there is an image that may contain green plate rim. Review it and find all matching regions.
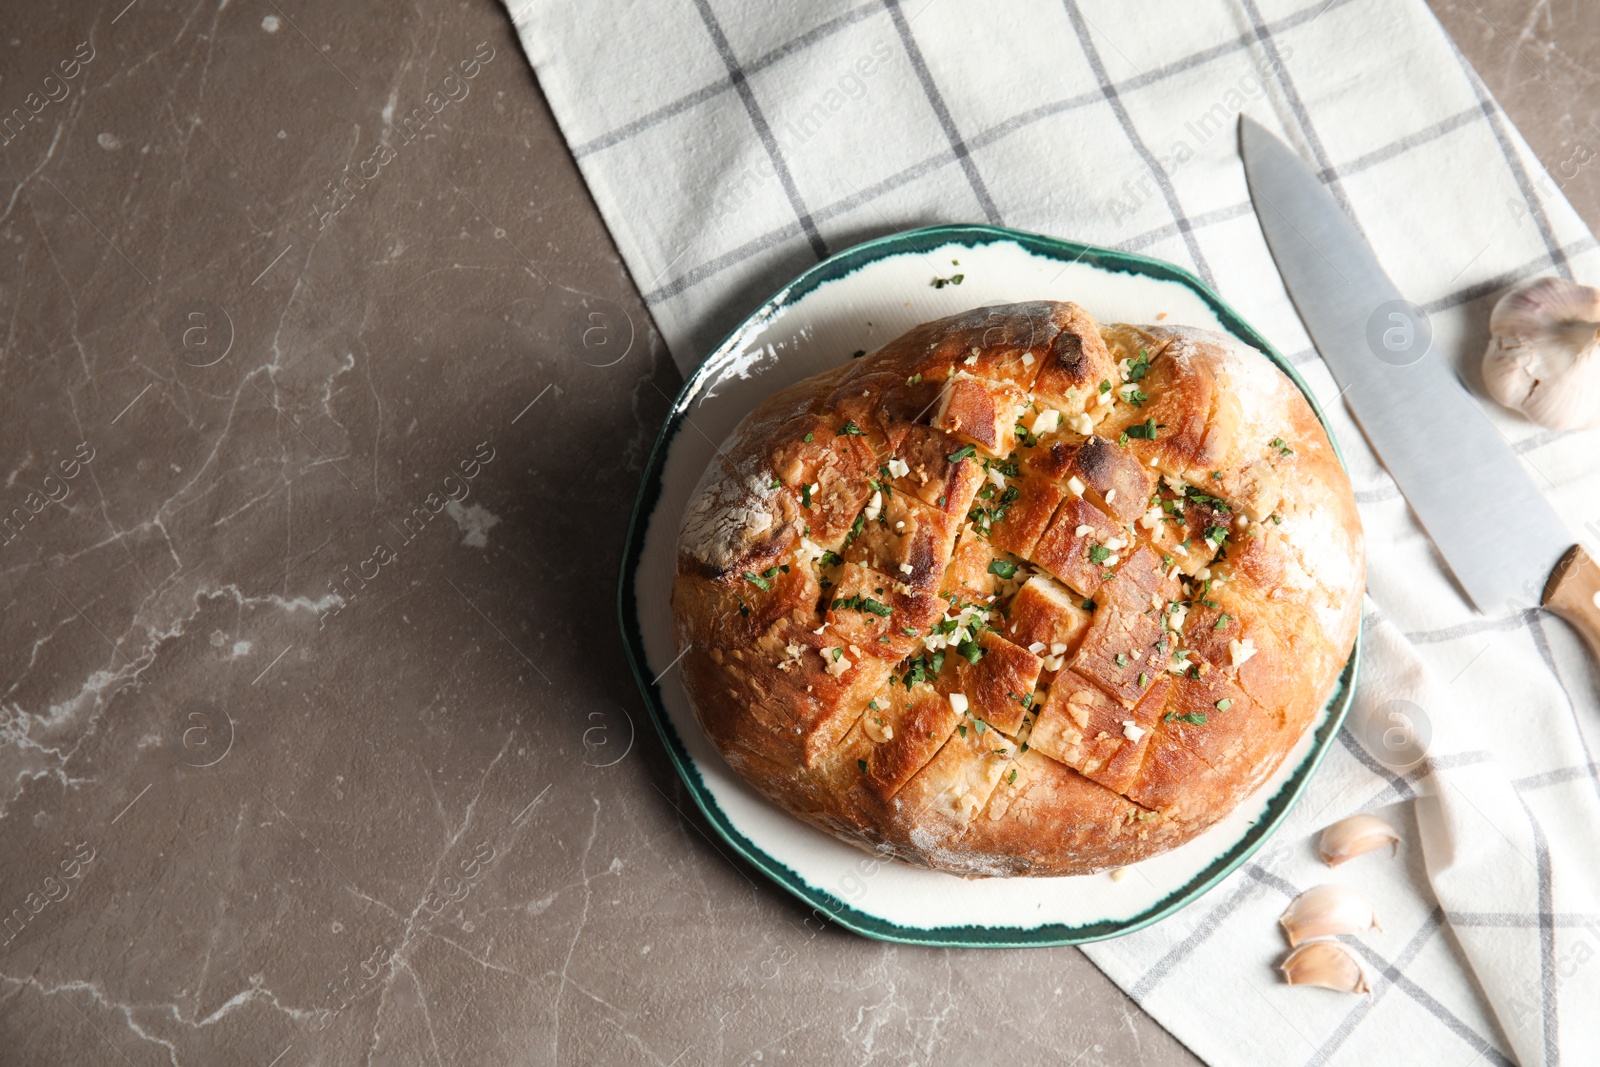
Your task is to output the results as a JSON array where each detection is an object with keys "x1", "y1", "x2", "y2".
[{"x1": 616, "y1": 223, "x2": 1362, "y2": 948}]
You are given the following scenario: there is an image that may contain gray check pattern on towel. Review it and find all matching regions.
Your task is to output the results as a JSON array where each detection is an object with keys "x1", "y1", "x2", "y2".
[{"x1": 502, "y1": 1, "x2": 1600, "y2": 1063}]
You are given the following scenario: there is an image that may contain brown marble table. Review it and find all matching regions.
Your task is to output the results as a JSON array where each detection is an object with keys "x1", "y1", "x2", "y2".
[{"x1": 0, "y1": 2, "x2": 1590, "y2": 1064}]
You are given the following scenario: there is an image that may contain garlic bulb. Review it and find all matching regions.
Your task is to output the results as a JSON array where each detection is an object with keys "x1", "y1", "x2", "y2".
[
  {"x1": 1279, "y1": 884, "x2": 1381, "y2": 947},
  {"x1": 1482, "y1": 276, "x2": 1600, "y2": 430},
  {"x1": 1318, "y1": 814, "x2": 1400, "y2": 867},
  {"x1": 1281, "y1": 941, "x2": 1372, "y2": 998}
]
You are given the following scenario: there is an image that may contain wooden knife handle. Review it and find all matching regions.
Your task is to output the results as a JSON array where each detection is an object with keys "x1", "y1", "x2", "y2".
[{"x1": 1543, "y1": 545, "x2": 1600, "y2": 662}]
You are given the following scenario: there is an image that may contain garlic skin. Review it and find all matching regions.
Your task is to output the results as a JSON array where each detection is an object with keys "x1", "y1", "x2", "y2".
[
  {"x1": 1279, "y1": 884, "x2": 1382, "y2": 947},
  {"x1": 1318, "y1": 814, "x2": 1400, "y2": 867},
  {"x1": 1281, "y1": 941, "x2": 1372, "y2": 998},
  {"x1": 1482, "y1": 276, "x2": 1600, "y2": 430}
]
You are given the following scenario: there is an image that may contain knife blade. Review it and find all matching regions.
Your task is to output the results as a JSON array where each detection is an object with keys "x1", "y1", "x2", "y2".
[{"x1": 1238, "y1": 116, "x2": 1600, "y2": 649}]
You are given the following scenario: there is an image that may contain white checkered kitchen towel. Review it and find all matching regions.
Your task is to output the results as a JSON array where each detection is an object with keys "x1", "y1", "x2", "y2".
[{"x1": 503, "y1": 1, "x2": 1600, "y2": 1063}]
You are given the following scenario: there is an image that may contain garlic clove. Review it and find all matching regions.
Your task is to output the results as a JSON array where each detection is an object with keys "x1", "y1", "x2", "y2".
[
  {"x1": 1279, "y1": 884, "x2": 1381, "y2": 946},
  {"x1": 1482, "y1": 276, "x2": 1600, "y2": 430},
  {"x1": 1318, "y1": 813, "x2": 1400, "y2": 867},
  {"x1": 1281, "y1": 940, "x2": 1372, "y2": 998}
]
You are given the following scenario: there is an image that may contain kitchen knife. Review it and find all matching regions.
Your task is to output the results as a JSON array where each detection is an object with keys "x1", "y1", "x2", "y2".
[{"x1": 1238, "y1": 116, "x2": 1600, "y2": 659}]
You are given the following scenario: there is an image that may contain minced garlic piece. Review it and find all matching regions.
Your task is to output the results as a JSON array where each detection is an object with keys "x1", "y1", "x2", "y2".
[
  {"x1": 1229, "y1": 637, "x2": 1258, "y2": 667},
  {"x1": 863, "y1": 489, "x2": 883, "y2": 522},
  {"x1": 922, "y1": 603, "x2": 992, "y2": 653},
  {"x1": 1030, "y1": 409, "x2": 1061, "y2": 436}
]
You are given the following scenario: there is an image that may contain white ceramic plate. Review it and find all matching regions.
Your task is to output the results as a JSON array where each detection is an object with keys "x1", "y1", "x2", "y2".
[{"x1": 619, "y1": 225, "x2": 1359, "y2": 947}]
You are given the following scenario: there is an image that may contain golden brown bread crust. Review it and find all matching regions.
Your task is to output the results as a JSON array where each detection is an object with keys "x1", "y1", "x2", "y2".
[{"x1": 672, "y1": 301, "x2": 1363, "y2": 876}]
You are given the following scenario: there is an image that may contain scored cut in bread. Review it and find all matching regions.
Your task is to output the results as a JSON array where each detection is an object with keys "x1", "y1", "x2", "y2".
[{"x1": 672, "y1": 301, "x2": 1363, "y2": 877}]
